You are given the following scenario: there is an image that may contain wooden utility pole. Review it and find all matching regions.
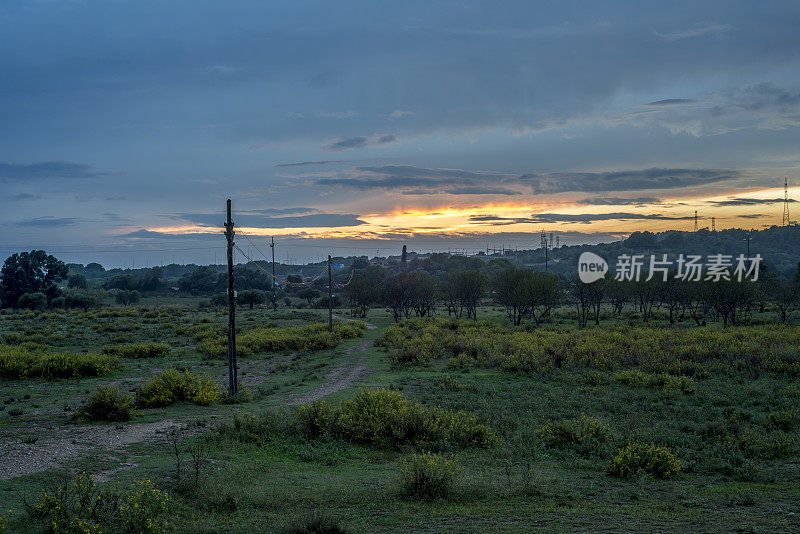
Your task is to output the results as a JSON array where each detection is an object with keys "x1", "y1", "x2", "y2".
[
  {"x1": 270, "y1": 236, "x2": 275, "y2": 290},
  {"x1": 328, "y1": 255, "x2": 334, "y2": 332},
  {"x1": 224, "y1": 199, "x2": 237, "y2": 395}
]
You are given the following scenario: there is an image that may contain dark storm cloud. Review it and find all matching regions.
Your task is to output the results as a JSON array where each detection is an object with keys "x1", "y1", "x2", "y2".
[
  {"x1": 647, "y1": 99, "x2": 697, "y2": 106},
  {"x1": 0, "y1": 162, "x2": 108, "y2": 181},
  {"x1": 736, "y1": 214, "x2": 765, "y2": 219},
  {"x1": 470, "y1": 212, "x2": 694, "y2": 225},
  {"x1": 17, "y1": 217, "x2": 79, "y2": 227},
  {"x1": 7, "y1": 193, "x2": 42, "y2": 201},
  {"x1": 578, "y1": 197, "x2": 661, "y2": 205},
  {"x1": 121, "y1": 229, "x2": 215, "y2": 239},
  {"x1": 313, "y1": 165, "x2": 509, "y2": 192},
  {"x1": 323, "y1": 135, "x2": 398, "y2": 151},
  {"x1": 275, "y1": 160, "x2": 362, "y2": 168},
  {"x1": 177, "y1": 213, "x2": 366, "y2": 228},
  {"x1": 518, "y1": 168, "x2": 738, "y2": 194},
  {"x1": 313, "y1": 166, "x2": 736, "y2": 195},
  {"x1": 401, "y1": 186, "x2": 520, "y2": 196},
  {"x1": 708, "y1": 197, "x2": 796, "y2": 206},
  {"x1": 249, "y1": 207, "x2": 320, "y2": 215}
]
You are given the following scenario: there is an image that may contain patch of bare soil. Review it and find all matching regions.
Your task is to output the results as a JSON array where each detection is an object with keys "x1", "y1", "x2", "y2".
[
  {"x1": 333, "y1": 314, "x2": 377, "y2": 330},
  {"x1": 0, "y1": 419, "x2": 188, "y2": 480},
  {"x1": 286, "y1": 339, "x2": 374, "y2": 405}
]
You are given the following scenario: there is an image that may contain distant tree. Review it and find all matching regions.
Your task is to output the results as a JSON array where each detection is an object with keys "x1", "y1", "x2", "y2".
[
  {"x1": 17, "y1": 292, "x2": 47, "y2": 310},
  {"x1": 84, "y1": 262, "x2": 105, "y2": 273},
  {"x1": 606, "y1": 278, "x2": 629, "y2": 317},
  {"x1": 529, "y1": 272, "x2": 562, "y2": 325},
  {"x1": 385, "y1": 273, "x2": 414, "y2": 322},
  {"x1": 115, "y1": 290, "x2": 140, "y2": 306},
  {"x1": 346, "y1": 277, "x2": 381, "y2": 318},
  {"x1": 494, "y1": 268, "x2": 533, "y2": 326},
  {"x1": 237, "y1": 289, "x2": 266, "y2": 309},
  {"x1": 659, "y1": 277, "x2": 682, "y2": 325},
  {"x1": 565, "y1": 274, "x2": 591, "y2": 328},
  {"x1": 105, "y1": 274, "x2": 140, "y2": 291},
  {"x1": 178, "y1": 266, "x2": 218, "y2": 294},
  {"x1": 408, "y1": 271, "x2": 438, "y2": 317},
  {"x1": 67, "y1": 273, "x2": 88, "y2": 289},
  {"x1": 677, "y1": 280, "x2": 705, "y2": 326},
  {"x1": 444, "y1": 270, "x2": 488, "y2": 320},
  {"x1": 0, "y1": 250, "x2": 68, "y2": 307},
  {"x1": 139, "y1": 267, "x2": 164, "y2": 292},
  {"x1": 761, "y1": 272, "x2": 799, "y2": 323},
  {"x1": 265, "y1": 289, "x2": 284, "y2": 311},
  {"x1": 701, "y1": 279, "x2": 755, "y2": 326},
  {"x1": 351, "y1": 257, "x2": 370, "y2": 270},
  {"x1": 629, "y1": 278, "x2": 660, "y2": 322},
  {"x1": 297, "y1": 287, "x2": 321, "y2": 306},
  {"x1": 61, "y1": 289, "x2": 106, "y2": 311}
]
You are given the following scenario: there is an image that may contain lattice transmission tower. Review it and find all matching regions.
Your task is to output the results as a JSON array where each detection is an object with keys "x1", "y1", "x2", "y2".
[{"x1": 783, "y1": 178, "x2": 791, "y2": 226}]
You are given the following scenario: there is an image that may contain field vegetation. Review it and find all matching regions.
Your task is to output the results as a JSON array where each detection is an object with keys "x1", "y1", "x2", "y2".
[{"x1": 0, "y1": 247, "x2": 798, "y2": 531}]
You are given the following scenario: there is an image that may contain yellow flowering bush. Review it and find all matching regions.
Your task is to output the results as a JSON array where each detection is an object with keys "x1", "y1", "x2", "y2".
[
  {"x1": 734, "y1": 430, "x2": 795, "y2": 459},
  {"x1": 74, "y1": 385, "x2": 137, "y2": 422},
  {"x1": 295, "y1": 389, "x2": 497, "y2": 449},
  {"x1": 379, "y1": 318, "x2": 800, "y2": 377},
  {"x1": 197, "y1": 321, "x2": 365, "y2": 358},
  {"x1": 612, "y1": 370, "x2": 695, "y2": 393},
  {"x1": 607, "y1": 443, "x2": 682, "y2": 479},
  {"x1": 101, "y1": 342, "x2": 171, "y2": 359},
  {"x1": 398, "y1": 451, "x2": 460, "y2": 500},
  {"x1": 538, "y1": 413, "x2": 611, "y2": 453},
  {"x1": 0, "y1": 344, "x2": 116, "y2": 380},
  {"x1": 27, "y1": 472, "x2": 169, "y2": 533},
  {"x1": 136, "y1": 368, "x2": 221, "y2": 408}
]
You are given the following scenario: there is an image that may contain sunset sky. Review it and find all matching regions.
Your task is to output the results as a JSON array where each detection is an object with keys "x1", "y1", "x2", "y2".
[{"x1": 2, "y1": 1, "x2": 800, "y2": 267}]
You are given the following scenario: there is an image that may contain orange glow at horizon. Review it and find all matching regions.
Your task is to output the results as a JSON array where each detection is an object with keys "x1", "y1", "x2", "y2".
[{"x1": 128, "y1": 187, "x2": 797, "y2": 241}]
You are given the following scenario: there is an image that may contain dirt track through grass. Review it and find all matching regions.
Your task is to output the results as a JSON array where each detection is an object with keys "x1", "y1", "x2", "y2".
[{"x1": 286, "y1": 338, "x2": 374, "y2": 405}]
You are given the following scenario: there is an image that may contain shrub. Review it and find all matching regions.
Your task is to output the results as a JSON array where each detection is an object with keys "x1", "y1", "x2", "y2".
[
  {"x1": 197, "y1": 321, "x2": 366, "y2": 358},
  {"x1": 295, "y1": 401, "x2": 333, "y2": 438},
  {"x1": 398, "y1": 451, "x2": 460, "y2": 501},
  {"x1": 74, "y1": 386, "x2": 136, "y2": 422},
  {"x1": 17, "y1": 292, "x2": 47, "y2": 310},
  {"x1": 0, "y1": 344, "x2": 117, "y2": 380},
  {"x1": 538, "y1": 413, "x2": 610, "y2": 454},
  {"x1": 213, "y1": 411, "x2": 294, "y2": 445},
  {"x1": 607, "y1": 443, "x2": 682, "y2": 479},
  {"x1": 279, "y1": 510, "x2": 348, "y2": 534},
  {"x1": 115, "y1": 290, "x2": 140, "y2": 306},
  {"x1": 612, "y1": 370, "x2": 695, "y2": 393},
  {"x1": 136, "y1": 368, "x2": 222, "y2": 408},
  {"x1": 102, "y1": 342, "x2": 171, "y2": 359},
  {"x1": 735, "y1": 430, "x2": 795, "y2": 459},
  {"x1": 766, "y1": 409, "x2": 798, "y2": 431},
  {"x1": 27, "y1": 472, "x2": 170, "y2": 533},
  {"x1": 378, "y1": 318, "x2": 800, "y2": 377},
  {"x1": 294, "y1": 389, "x2": 496, "y2": 449}
]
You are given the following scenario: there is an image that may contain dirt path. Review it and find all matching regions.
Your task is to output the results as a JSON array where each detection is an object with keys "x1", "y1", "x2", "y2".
[
  {"x1": 0, "y1": 337, "x2": 376, "y2": 480},
  {"x1": 286, "y1": 339, "x2": 374, "y2": 405},
  {"x1": 0, "y1": 418, "x2": 191, "y2": 480},
  {"x1": 333, "y1": 314, "x2": 377, "y2": 330}
]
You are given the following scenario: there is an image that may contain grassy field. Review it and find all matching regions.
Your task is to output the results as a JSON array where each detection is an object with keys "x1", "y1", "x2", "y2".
[{"x1": 0, "y1": 302, "x2": 798, "y2": 532}]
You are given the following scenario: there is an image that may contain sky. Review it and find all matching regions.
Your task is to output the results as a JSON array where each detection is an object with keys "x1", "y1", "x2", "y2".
[{"x1": 2, "y1": 0, "x2": 800, "y2": 267}]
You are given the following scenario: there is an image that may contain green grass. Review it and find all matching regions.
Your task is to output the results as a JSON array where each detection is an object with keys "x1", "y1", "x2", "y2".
[{"x1": 1, "y1": 302, "x2": 799, "y2": 532}]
